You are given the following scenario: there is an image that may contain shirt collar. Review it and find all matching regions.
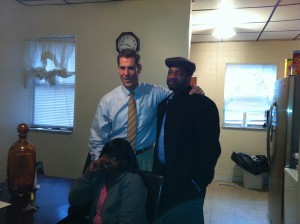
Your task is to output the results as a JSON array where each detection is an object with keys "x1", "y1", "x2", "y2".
[{"x1": 120, "y1": 83, "x2": 141, "y2": 96}]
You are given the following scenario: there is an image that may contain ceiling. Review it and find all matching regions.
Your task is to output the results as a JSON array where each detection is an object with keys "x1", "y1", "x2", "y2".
[
  {"x1": 191, "y1": 0, "x2": 300, "y2": 43},
  {"x1": 16, "y1": 0, "x2": 121, "y2": 6},
  {"x1": 15, "y1": 0, "x2": 300, "y2": 43}
]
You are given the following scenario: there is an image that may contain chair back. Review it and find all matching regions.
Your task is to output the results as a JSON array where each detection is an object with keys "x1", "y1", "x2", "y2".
[
  {"x1": 138, "y1": 170, "x2": 164, "y2": 224},
  {"x1": 82, "y1": 153, "x2": 91, "y2": 174}
]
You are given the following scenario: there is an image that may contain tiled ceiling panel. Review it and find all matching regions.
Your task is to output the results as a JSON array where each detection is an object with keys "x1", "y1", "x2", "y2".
[
  {"x1": 18, "y1": 0, "x2": 66, "y2": 6},
  {"x1": 16, "y1": 0, "x2": 120, "y2": 6},
  {"x1": 271, "y1": 4, "x2": 300, "y2": 20},
  {"x1": 191, "y1": 0, "x2": 300, "y2": 43},
  {"x1": 265, "y1": 20, "x2": 300, "y2": 32}
]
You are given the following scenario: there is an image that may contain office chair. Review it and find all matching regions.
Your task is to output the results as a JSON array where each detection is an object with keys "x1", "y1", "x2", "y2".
[{"x1": 138, "y1": 170, "x2": 164, "y2": 224}]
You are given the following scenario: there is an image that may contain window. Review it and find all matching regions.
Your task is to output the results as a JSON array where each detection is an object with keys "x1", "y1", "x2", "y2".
[
  {"x1": 25, "y1": 37, "x2": 75, "y2": 132},
  {"x1": 223, "y1": 64, "x2": 276, "y2": 128}
]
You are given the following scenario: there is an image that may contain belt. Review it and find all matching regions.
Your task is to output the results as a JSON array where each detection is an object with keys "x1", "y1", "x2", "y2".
[{"x1": 136, "y1": 145, "x2": 154, "y2": 155}]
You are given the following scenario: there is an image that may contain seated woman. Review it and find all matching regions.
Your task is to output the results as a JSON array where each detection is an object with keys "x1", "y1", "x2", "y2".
[{"x1": 69, "y1": 138, "x2": 148, "y2": 224}]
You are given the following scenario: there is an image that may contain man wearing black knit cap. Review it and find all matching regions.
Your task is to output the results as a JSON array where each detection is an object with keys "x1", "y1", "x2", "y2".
[{"x1": 152, "y1": 57, "x2": 221, "y2": 223}]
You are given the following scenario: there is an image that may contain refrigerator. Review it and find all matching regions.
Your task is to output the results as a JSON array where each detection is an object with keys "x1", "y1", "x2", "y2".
[{"x1": 267, "y1": 75, "x2": 300, "y2": 224}]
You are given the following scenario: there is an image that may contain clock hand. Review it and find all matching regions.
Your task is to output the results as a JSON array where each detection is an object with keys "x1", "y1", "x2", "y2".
[{"x1": 124, "y1": 43, "x2": 133, "y2": 48}]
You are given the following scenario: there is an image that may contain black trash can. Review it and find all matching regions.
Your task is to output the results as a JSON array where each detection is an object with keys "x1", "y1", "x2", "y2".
[{"x1": 231, "y1": 151, "x2": 269, "y2": 189}]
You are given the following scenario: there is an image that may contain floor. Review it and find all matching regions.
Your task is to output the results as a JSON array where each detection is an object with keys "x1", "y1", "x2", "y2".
[{"x1": 204, "y1": 180, "x2": 271, "y2": 224}]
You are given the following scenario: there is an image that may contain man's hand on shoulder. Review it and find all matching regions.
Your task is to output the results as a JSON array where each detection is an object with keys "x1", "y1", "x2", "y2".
[{"x1": 189, "y1": 85, "x2": 205, "y2": 95}]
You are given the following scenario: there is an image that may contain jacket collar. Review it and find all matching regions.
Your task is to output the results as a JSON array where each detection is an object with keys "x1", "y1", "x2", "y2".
[{"x1": 172, "y1": 85, "x2": 192, "y2": 101}]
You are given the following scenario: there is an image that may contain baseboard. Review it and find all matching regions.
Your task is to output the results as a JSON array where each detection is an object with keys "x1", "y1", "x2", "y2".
[
  {"x1": 213, "y1": 173, "x2": 269, "y2": 186},
  {"x1": 213, "y1": 174, "x2": 243, "y2": 182}
]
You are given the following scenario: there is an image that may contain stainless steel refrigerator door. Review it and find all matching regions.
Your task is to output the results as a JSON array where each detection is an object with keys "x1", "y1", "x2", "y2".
[
  {"x1": 268, "y1": 77, "x2": 289, "y2": 224},
  {"x1": 286, "y1": 76, "x2": 300, "y2": 168}
]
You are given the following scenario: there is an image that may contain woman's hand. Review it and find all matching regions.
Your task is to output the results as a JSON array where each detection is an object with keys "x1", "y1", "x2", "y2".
[{"x1": 87, "y1": 159, "x2": 102, "y2": 172}]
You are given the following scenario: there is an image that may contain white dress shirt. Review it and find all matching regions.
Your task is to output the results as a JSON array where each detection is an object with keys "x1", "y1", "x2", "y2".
[{"x1": 89, "y1": 82, "x2": 171, "y2": 160}]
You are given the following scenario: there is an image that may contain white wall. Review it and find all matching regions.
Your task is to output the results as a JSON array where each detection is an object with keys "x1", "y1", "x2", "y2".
[
  {"x1": 191, "y1": 40, "x2": 300, "y2": 181},
  {"x1": 0, "y1": 0, "x2": 191, "y2": 181},
  {"x1": 0, "y1": 1, "x2": 29, "y2": 180}
]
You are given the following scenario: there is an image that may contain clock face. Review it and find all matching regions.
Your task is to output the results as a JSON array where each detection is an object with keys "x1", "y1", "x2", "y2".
[{"x1": 116, "y1": 32, "x2": 140, "y2": 52}]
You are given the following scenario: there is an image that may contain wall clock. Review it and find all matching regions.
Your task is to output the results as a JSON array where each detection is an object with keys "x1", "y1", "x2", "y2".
[{"x1": 116, "y1": 32, "x2": 140, "y2": 52}]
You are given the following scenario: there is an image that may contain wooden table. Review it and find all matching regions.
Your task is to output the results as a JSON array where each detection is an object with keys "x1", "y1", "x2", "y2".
[{"x1": 0, "y1": 175, "x2": 74, "y2": 224}]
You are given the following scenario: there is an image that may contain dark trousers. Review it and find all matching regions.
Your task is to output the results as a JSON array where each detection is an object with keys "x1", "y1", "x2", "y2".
[
  {"x1": 156, "y1": 196, "x2": 205, "y2": 224},
  {"x1": 154, "y1": 165, "x2": 206, "y2": 224}
]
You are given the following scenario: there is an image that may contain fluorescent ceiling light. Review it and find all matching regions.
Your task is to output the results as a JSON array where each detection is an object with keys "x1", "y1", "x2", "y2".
[
  {"x1": 212, "y1": 0, "x2": 236, "y2": 39},
  {"x1": 213, "y1": 26, "x2": 236, "y2": 39}
]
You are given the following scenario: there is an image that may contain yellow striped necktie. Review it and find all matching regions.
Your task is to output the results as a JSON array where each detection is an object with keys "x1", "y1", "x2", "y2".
[{"x1": 127, "y1": 92, "x2": 137, "y2": 151}]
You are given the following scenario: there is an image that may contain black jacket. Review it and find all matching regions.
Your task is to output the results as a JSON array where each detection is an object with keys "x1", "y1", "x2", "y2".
[{"x1": 152, "y1": 86, "x2": 221, "y2": 211}]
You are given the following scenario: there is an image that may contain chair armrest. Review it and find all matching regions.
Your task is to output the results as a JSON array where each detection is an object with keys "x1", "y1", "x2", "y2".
[{"x1": 56, "y1": 205, "x2": 90, "y2": 224}]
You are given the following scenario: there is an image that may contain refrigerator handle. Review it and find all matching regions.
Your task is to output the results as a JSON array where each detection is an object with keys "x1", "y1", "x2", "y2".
[{"x1": 266, "y1": 100, "x2": 276, "y2": 166}]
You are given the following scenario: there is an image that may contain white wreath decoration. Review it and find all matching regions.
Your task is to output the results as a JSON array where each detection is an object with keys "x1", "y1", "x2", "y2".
[{"x1": 29, "y1": 51, "x2": 73, "y2": 86}]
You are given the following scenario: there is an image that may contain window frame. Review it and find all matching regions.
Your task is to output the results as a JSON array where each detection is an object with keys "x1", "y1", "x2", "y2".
[
  {"x1": 26, "y1": 37, "x2": 76, "y2": 133},
  {"x1": 222, "y1": 63, "x2": 277, "y2": 130}
]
